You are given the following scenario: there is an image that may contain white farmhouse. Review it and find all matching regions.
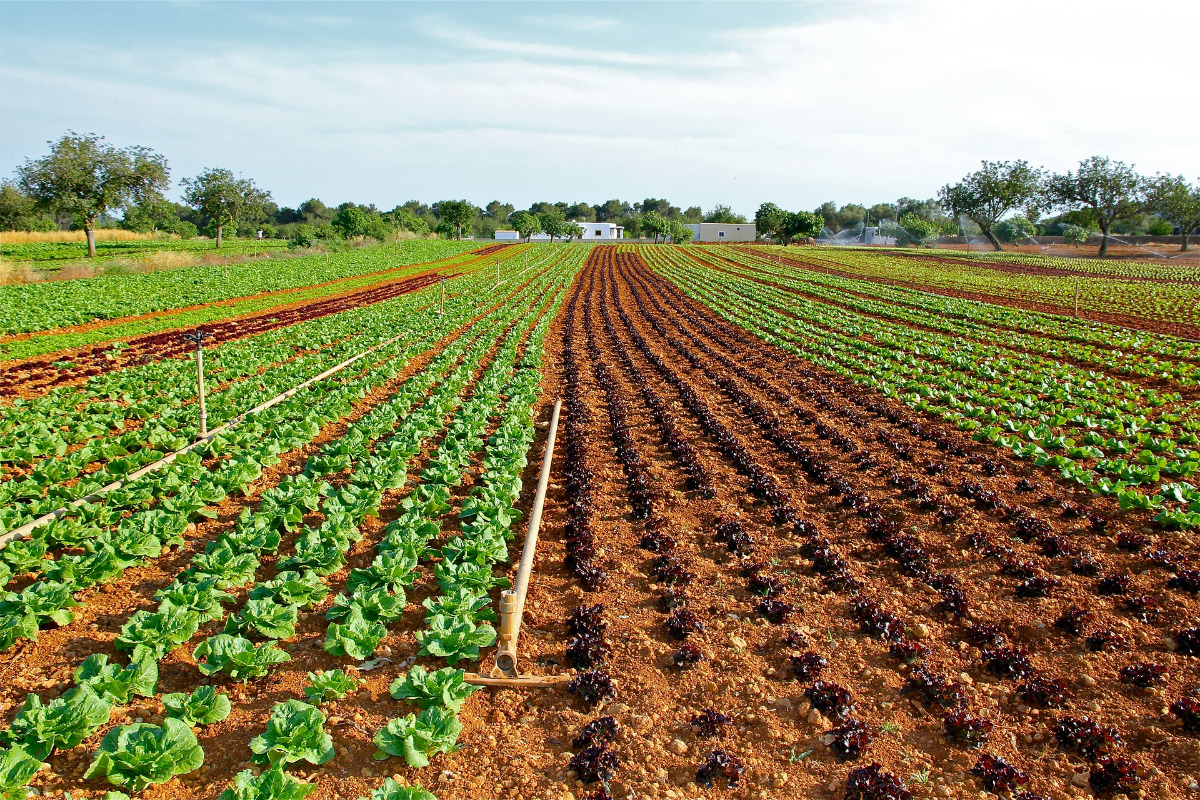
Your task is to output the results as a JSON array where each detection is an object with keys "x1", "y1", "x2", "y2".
[
  {"x1": 493, "y1": 230, "x2": 520, "y2": 240},
  {"x1": 530, "y1": 221, "x2": 624, "y2": 241},
  {"x1": 685, "y1": 223, "x2": 757, "y2": 242}
]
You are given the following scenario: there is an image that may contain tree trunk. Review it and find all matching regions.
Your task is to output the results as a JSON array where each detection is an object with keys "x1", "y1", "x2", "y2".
[
  {"x1": 983, "y1": 227, "x2": 1003, "y2": 251},
  {"x1": 85, "y1": 222, "x2": 97, "y2": 258},
  {"x1": 1183, "y1": 225, "x2": 1194, "y2": 252},
  {"x1": 216, "y1": 220, "x2": 224, "y2": 249},
  {"x1": 1098, "y1": 224, "x2": 1109, "y2": 257}
]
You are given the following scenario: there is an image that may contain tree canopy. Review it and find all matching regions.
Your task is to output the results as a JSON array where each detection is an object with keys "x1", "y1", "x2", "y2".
[
  {"x1": 433, "y1": 200, "x2": 476, "y2": 240},
  {"x1": 938, "y1": 160, "x2": 1042, "y2": 251},
  {"x1": 18, "y1": 131, "x2": 169, "y2": 256},
  {"x1": 1045, "y1": 156, "x2": 1143, "y2": 256},
  {"x1": 509, "y1": 211, "x2": 541, "y2": 242},
  {"x1": 1145, "y1": 174, "x2": 1200, "y2": 251},
  {"x1": 181, "y1": 168, "x2": 271, "y2": 248}
]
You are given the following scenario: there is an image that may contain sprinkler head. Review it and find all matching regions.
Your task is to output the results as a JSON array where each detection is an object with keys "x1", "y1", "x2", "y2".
[{"x1": 180, "y1": 329, "x2": 214, "y2": 347}]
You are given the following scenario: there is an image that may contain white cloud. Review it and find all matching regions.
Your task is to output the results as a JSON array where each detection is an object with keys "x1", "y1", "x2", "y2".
[{"x1": 1, "y1": 0, "x2": 1197, "y2": 214}]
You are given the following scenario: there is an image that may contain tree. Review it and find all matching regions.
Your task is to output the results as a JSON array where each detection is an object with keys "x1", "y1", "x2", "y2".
[
  {"x1": 17, "y1": 131, "x2": 168, "y2": 256},
  {"x1": 703, "y1": 204, "x2": 747, "y2": 224},
  {"x1": 867, "y1": 203, "x2": 896, "y2": 225},
  {"x1": 121, "y1": 196, "x2": 183, "y2": 235},
  {"x1": 537, "y1": 209, "x2": 575, "y2": 243},
  {"x1": 0, "y1": 182, "x2": 54, "y2": 232},
  {"x1": 181, "y1": 168, "x2": 271, "y2": 248},
  {"x1": 595, "y1": 199, "x2": 630, "y2": 222},
  {"x1": 641, "y1": 211, "x2": 669, "y2": 243},
  {"x1": 1045, "y1": 156, "x2": 1143, "y2": 257},
  {"x1": 884, "y1": 213, "x2": 942, "y2": 247},
  {"x1": 567, "y1": 202, "x2": 596, "y2": 222},
  {"x1": 509, "y1": 211, "x2": 541, "y2": 242},
  {"x1": 483, "y1": 200, "x2": 515, "y2": 221},
  {"x1": 638, "y1": 198, "x2": 673, "y2": 217},
  {"x1": 1062, "y1": 225, "x2": 1090, "y2": 247},
  {"x1": 834, "y1": 204, "x2": 868, "y2": 233},
  {"x1": 781, "y1": 211, "x2": 824, "y2": 245},
  {"x1": 667, "y1": 220, "x2": 694, "y2": 243},
  {"x1": 1145, "y1": 174, "x2": 1200, "y2": 251},
  {"x1": 815, "y1": 201, "x2": 839, "y2": 228},
  {"x1": 994, "y1": 215, "x2": 1037, "y2": 244},
  {"x1": 332, "y1": 206, "x2": 391, "y2": 241},
  {"x1": 754, "y1": 203, "x2": 787, "y2": 242},
  {"x1": 434, "y1": 200, "x2": 475, "y2": 240},
  {"x1": 937, "y1": 160, "x2": 1042, "y2": 251}
]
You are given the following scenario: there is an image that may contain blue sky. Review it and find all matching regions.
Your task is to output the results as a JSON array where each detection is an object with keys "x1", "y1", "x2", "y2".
[{"x1": 2, "y1": 0, "x2": 1197, "y2": 216}]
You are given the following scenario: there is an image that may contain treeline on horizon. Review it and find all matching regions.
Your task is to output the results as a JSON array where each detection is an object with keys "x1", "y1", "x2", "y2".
[{"x1": 2, "y1": 132, "x2": 1198, "y2": 257}]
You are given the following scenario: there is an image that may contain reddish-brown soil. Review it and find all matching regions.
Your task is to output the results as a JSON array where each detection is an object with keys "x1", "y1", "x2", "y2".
[
  {"x1": 8, "y1": 249, "x2": 1198, "y2": 800},
  {"x1": 488, "y1": 249, "x2": 1192, "y2": 800},
  {"x1": 753, "y1": 248, "x2": 1200, "y2": 341},
  {"x1": 4, "y1": 266, "x2": 561, "y2": 800},
  {"x1": 0, "y1": 272, "x2": 454, "y2": 399}
]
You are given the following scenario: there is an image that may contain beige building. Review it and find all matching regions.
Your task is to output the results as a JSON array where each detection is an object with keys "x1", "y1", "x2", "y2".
[{"x1": 685, "y1": 222, "x2": 757, "y2": 242}]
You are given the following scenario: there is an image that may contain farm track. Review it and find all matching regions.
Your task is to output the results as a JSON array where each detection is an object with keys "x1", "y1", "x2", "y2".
[
  {"x1": 1, "y1": 272, "x2": 456, "y2": 398},
  {"x1": 697, "y1": 250, "x2": 1200, "y2": 397},
  {"x1": 503, "y1": 248, "x2": 1197, "y2": 800},
  {"x1": 756, "y1": 248, "x2": 1200, "y2": 341}
]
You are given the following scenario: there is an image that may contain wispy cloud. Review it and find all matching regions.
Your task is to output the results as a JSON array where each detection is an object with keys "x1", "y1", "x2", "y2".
[
  {"x1": 517, "y1": 13, "x2": 618, "y2": 32},
  {"x1": 1, "y1": 0, "x2": 1196, "y2": 214},
  {"x1": 411, "y1": 14, "x2": 738, "y2": 69}
]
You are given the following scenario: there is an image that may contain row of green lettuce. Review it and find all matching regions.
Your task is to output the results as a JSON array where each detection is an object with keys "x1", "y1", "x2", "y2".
[
  {"x1": 0, "y1": 238, "x2": 483, "y2": 335},
  {"x1": 0, "y1": 248, "x2": 576, "y2": 799}
]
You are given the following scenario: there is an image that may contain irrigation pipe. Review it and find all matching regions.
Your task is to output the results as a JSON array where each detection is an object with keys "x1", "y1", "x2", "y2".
[{"x1": 0, "y1": 276, "x2": 460, "y2": 550}]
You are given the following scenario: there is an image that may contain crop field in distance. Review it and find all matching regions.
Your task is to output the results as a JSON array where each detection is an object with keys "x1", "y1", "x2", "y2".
[{"x1": 2, "y1": 239, "x2": 1200, "y2": 800}]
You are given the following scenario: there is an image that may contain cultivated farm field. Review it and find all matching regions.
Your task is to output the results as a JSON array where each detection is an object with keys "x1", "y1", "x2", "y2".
[{"x1": 0, "y1": 241, "x2": 1198, "y2": 800}]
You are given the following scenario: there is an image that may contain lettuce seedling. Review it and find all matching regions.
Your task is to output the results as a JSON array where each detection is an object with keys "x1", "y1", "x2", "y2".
[
  {"x1": 194, "y1": 634, "x2": 291, "y2": 681},
  {"x1": 162, "y1": 686, "x2": 232, "y2": 726},
  {"x1": 415, "y1": 615, "x2": 496, "y2": 665},
  {"x1": 323, "y1": 607, "x2": 387, "y2": 661},
  {"x1": 217, "y1": 763, "x2": 314, "y2": 800},
  {"x1": 116, "y1": 608, "x2": 202, "y2": 662},
  {"x1": 304, "y1": 670, "x2": 360, "y2": 704},
  {"x1": 249, "y1": 700, "x2": 334, "y2": 767},
  {"x1": 84, "y1": 718, "x2": 204, "y2": 792},
  {"x1": 225, "y1": 597, "x2": 299, "y2": 641},
  {"x1": 361, "y1": 778, "x2": 438, "y2": 800},
  {"x1": 249, "y1": 569, "x2": 328, "y2": 609},
  {"x1": 0, "y1": 744, "x2": 43, "y2": 799},
  {"x1": 389, "y1": 666, "x2": 479, "y2": 712},
  {"x1": 3, "y1": 684, "x2": 111, "y2": 760},
  {"x1": 372, "y1": 706, "x2": 462, "y2": 768},
  {"x1": 74, "y1": 653, "x2": 158, "y2": 705}
]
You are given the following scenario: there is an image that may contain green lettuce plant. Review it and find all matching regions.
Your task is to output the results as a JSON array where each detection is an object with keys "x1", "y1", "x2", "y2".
[
  {"x1": 162, "y1": 686, "x2": 232, "y2": 726},
  {"x1": 372, "y1": 706, "x2": 461, "y2": 767},
  {"x1": 83, "y1": 718, "x2": 204, "y2": 792},
  {"x1": 388, "y1": 666, "x2": 478, "y2": 712},
  {"x1": 249, "y1": 699, "x2": 334, "y2": 767}
]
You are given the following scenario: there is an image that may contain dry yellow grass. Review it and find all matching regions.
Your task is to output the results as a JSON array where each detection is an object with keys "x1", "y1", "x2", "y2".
[{"x1": 0, "y1": 229, "x2": 159, "y2": 244}]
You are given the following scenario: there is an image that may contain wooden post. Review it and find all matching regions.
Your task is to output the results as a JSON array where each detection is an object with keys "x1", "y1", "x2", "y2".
[
  {"x1": 196, "y1": 346, "x2": 208, "y2": 436},
  {"x1": 180, "y1": 330, "x2": 214, "y2": 438}
]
